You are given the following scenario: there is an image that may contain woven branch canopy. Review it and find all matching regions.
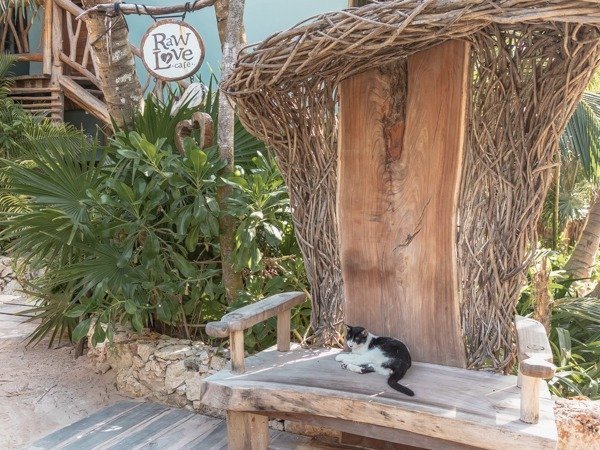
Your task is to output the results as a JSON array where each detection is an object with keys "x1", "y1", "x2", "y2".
[{"x1": 223, "y1": 0, "x2": 600, "y2": 371}]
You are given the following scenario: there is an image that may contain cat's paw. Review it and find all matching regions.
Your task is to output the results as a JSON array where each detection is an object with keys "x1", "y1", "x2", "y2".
[
  {"x1": 335, "y1": 353, "x2": 348, "y2": 362},
  {"x1": 340, "y1": 363, "x2": 348, "y2": 370}
]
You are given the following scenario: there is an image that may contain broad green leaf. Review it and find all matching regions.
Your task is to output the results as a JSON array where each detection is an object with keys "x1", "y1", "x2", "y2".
[
  {"x1": 172, "y1": 252, "x2": 196, "y2": 278},
  {"x1": 124, "y1": 299, "x2": 137, "y2": 315},
  {"x1": 64, "y1": 304, "x2": 88, "y2": 318},
  {"x1": 71, "y1": 318, "x2": 92, "y2": 343}
]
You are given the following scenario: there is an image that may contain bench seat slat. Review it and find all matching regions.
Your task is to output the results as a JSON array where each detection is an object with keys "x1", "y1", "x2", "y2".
[{"x1": 200, "y1": 346, "x2": 557, "y2": 450}]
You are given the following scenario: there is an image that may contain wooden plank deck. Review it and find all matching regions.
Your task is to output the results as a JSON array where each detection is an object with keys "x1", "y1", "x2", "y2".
[{"x1": 27, "y1": 401, "x2": 348, "y2": 450}]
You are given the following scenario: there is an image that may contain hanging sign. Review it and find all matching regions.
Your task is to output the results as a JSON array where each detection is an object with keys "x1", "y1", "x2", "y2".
[{"x1": 141, "y1": 20, "x2": 205, "y2": 81}]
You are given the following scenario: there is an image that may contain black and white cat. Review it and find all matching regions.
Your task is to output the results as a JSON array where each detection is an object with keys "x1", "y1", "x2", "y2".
[{"x1": 335, "y1": 324, "x2": 414, "y2": 397}]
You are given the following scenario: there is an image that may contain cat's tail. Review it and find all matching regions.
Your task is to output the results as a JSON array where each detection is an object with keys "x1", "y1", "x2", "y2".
[{"x1": 387, "y1": 373, "x2": 415, "y2": 397}]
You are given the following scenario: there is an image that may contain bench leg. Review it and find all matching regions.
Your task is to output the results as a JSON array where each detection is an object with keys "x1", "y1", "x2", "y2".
[
  {"x1": 227, "y1": 411, "x2": 269, "y2": 450},
  {"x1": 520, "y1": 375, "x2": 540, "y2": 424}
]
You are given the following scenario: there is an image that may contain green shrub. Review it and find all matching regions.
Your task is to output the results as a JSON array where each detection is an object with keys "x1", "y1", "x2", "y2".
[
  {"x1": 1, "y1": 91, "x2": 310, "y2": 350},
  {"x1": 519, "y1": 251, "x2": 600, "y2": 399}
]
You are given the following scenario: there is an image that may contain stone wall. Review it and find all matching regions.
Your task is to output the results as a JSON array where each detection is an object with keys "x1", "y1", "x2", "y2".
[{"x1": 88, "y1": 328, "x2": 227, "y2": 416}]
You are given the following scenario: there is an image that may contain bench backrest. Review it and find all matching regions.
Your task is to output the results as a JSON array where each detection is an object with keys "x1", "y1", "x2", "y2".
[{"x1": 337, "y1": 40, "x2": 470, "y2": 367}]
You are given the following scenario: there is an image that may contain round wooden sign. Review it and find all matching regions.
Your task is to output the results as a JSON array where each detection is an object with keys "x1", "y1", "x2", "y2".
[{"x1": 141, "y1": 20, "x2": 205, "y2": 82}]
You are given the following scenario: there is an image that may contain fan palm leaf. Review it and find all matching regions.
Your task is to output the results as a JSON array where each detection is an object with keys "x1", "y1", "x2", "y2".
[{"x1": 559, "y1": 93, "x2": 600, "y2": 182}]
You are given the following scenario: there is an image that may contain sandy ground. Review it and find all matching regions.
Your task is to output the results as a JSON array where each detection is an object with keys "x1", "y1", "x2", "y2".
[{"x1": 0, "y1": 295, "x2": 127, "y2": 449}]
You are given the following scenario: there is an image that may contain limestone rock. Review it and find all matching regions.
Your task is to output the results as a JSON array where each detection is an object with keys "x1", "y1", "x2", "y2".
[
  {"x1": 166, "y1": 392, "x2": 188, "y2": 408},
  {"x1": 269, "y1": 419, "x2": 284, "y2": 431},
  {"x1": 138, "y1": 367, "x2": 167, "y2": 395},
  {"x1": 137, "y1": 342, "x2": 155, "y2": 363},
  {"x1": 185, "y1": 376, "x2": 205, "y2": 402},
  {"x1": 209, "y1": 355, "x2": 227, "y2": 371},
  {"x1": 132, "y1": 355, "x2": 145, "y2": 370},
  {"x1": 164, "y1": 360, "x2": 196, "y2": 392},
  {"x1": 116, "y1": 370, "x2": 151, "y2": 398},
  {"x1": 154, "y1": 344, "x2": 195, "y2": 361},
  {"x1": 555, "y1": 397, "x2": 600, "y2": 450},
  {"x1": 107, "y1": 344, "x2": 134, "y2": 371},
  {"x1": 192, "y1": 401, "x2": 225, "y2": 418}
]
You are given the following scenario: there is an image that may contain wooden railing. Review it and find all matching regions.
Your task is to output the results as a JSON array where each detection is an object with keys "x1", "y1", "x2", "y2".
[
  {"x1": 53, "y1": 0, "x2": 100, "y2": 87},
  {"x1": 2, "y1": 0, "x2": 186, "y2": 123},
  {"x1": 1, "y1": 4, "x2": 34, "y2": 56}
]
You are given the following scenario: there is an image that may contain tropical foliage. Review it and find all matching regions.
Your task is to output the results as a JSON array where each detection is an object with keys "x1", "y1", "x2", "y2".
[
  {"x1": 0, "y1": 60, "x2": 309, "y2": 350},
  {"x1": 519, "y1": 251, "x2": 600, "y2": 399}
]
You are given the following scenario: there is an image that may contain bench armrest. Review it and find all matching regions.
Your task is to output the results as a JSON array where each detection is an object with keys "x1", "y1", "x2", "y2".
[
  {"x1": 515, "y1": 315, "x2": 555, "y2": 379},
  {"x1": 206, "y1": 291, "x2": 307, "y2": 373},
  {"x1": 514, "y1": 315, "x2": 556, "y2": 424}
]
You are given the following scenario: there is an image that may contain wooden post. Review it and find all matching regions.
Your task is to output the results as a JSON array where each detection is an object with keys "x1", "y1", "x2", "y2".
[
  {"x1": 43, "y1": 0, "x2": 53, "y2": 75},
  {"x1": 230, "y1": 329, "x2": 245, "y2": 373},
  {"x1": 338, "y1": 41, "x2": 470, "y2": 367},
  {"x1": 226, "y1": 411, "x2": 269, "y2": 450},
  {"x1": 520, "y1": 375, "x2": 540, "y2": 423},
  {"x1": 277, "y1": 309, "x2": 291, "y2": 352},
  {"x1": 51, "y1": 0, "x2": 64, "y2": 121}
]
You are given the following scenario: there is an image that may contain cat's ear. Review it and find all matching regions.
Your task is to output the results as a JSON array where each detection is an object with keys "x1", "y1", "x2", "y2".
[
  {"x1": 344, "y1": 324, "x2": 351, "y2": 332},
  {"x1": 360, "y1": 330, "x2": 368, "y2": 337}
]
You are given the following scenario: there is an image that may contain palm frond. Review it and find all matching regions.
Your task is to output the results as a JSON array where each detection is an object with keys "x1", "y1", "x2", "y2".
[
  {"x1": 0, "y1": 52, "x2": 16, "y2": 94},
  {"x1": 560, "y1": 97, "x2": 600, "y2": 182}
]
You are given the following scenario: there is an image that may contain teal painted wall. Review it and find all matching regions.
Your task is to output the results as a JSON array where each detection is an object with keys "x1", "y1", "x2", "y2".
[{"x1": 120, "y1": 0, "x2": 347, "y2": 82}]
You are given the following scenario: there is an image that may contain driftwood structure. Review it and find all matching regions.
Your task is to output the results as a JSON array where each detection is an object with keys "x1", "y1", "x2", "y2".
[
  {"x1": 222, "y1": 0, "x2": 600, "y2": 370},
  {"x1": 201, "y1": 1, "x2": 600, "y2": 449},
  {"x1": 1, "y1": 0, "x2": 111, "y2": 122}
]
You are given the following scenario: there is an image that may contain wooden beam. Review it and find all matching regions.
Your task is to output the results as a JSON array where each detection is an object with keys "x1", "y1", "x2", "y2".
[
  {"x1": 42, "y1": 0, "x2": 52, "y2": 74},
  {"x1": 59, "y1": 75, "x2": 110, "y2": 123},
  {"x1": 13, "y1": 53, "x2": 43, "y2": 62},
  {"x1": 51, "y1": 0, "x2": 65, "y2": 122},
  {"x1": 59, "y1": 52, "x2": 101, "y2": 88},
  {"x1": 54, "y1": 0, "x2": 84, "y2": 17},
  {"x1": 205, "y1": 291, "x2": 306, "y2": 337},
  {"x1": 338, "y1": 41, "x2": 470, "y2": 367},
  {"x1": 76, "y1": 0, "x2": 215, "y2": 20}
]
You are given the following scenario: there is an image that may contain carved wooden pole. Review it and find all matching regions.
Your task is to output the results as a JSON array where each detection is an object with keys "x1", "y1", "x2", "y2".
[
  {"x1": 81, "y1": 0, "x2": 143, "y2": 129},
  {"x1": 216, "y1": 0, "x2": 245, "y2": 304}
]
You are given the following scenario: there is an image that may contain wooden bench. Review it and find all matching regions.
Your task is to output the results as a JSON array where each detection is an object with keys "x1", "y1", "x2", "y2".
[{"x1": 201, "y1": 292, "x2": 557, "y2": 449}]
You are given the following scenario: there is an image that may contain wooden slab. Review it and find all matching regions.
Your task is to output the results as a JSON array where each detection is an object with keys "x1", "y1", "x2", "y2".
[
  {"x1": 337, "y1": 40, "x2": 470, "y2": 367},
  {"x1": 201, "y1": 347, "x2": 557, "y2": 450}
]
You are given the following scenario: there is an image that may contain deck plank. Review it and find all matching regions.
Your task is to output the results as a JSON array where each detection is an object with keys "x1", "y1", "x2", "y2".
[
  {"x1": 27, "y1": 402, "x2": 141, "y2": 449},
  {"x1": 29, "y1": 401, "x2": 340, "y2": 450},
  {"x1": 136, "y1": 414, "x2": 223, "y2": 450},
  {"x1": 101, "y1": 408, "x2": 194, "y2": 450}
]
